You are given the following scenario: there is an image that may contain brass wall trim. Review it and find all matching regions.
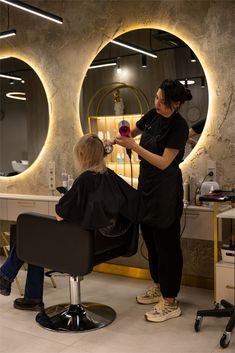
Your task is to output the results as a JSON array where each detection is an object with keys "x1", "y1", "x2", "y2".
[
  {"x1": 93, "y1": 263, "x2": 151, "y2": 280},
  {"x1": 93, "y1": 263, "x2": 213, "y2": 289}
]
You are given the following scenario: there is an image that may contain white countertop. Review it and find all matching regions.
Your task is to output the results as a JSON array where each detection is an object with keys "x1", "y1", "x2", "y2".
[
  {"x1": 0, "y1": 193, "x2": 229, "y2": 212},
  {"x1": 217, "y1": 208, "x2": 235, "y2": 219},
  {"x1": 0, "y1": 193, "x2": 60, "y2": 202}
]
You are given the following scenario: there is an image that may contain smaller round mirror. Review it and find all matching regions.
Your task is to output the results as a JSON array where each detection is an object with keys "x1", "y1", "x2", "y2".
[{"x1": 0, "y1": 57, "x2": 49, "y2": 176}]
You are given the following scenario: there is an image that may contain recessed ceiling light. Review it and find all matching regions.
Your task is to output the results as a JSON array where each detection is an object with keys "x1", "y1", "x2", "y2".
[
  {"x1": 111, "y1": 39, "x2": 157, "y2": 58},
  {"x1": 0, "y1": 73, "x2": 22, "y2": 80},
  {"x1": 179, "y1": 79, "x2": 195, "y2": 86},
  {"x1": 0, "y1": 29, "x2": 16, "y2": 39}
]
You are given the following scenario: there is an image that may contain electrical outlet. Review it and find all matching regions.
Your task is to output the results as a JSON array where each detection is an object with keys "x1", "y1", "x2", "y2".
[
  {"x1": 48, "y1": 161, "x2": 56, "y2": 190},
  {"x1": 207, "y1": 159, "x2": 216, "y2": 180}
]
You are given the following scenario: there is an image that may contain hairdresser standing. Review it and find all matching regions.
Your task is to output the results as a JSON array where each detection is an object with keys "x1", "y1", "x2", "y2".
[{"x1": 115, "y1": 79, "x2": 192, "y2": 322}]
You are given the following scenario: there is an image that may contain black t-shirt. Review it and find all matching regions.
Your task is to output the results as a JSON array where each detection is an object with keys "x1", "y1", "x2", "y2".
[
  {"x1": 136, "y1": 108, "x2": 189, "y2": 169},
  {"x1": 56, "y1": 168, "x2": 143, "y2": 230}
]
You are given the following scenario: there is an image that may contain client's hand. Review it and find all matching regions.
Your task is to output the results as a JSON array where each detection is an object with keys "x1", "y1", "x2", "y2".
[{"x1": 56, "y1": 213, "x2": 64, "y2": 222}]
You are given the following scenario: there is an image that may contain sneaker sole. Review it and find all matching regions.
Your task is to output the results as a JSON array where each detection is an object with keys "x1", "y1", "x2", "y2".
[
  {"x1": 145, "y1": 308, "x2": 182, "y2": 322},
  {"x1": 13, "y1": 303, "x2": 44, "y2": 312},
  {"x1": 136, "y1": 297, "x2": 161, "y2": 305}
]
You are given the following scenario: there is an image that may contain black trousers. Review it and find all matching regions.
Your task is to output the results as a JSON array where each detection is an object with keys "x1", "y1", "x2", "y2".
[{"x1": 141, "y1": 219, "x2": 183, "y2": 298}]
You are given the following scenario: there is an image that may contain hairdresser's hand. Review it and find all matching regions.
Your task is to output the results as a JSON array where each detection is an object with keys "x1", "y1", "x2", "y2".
[{"x1": 115, "y1": 136, "x2": 137, "y2": 149}]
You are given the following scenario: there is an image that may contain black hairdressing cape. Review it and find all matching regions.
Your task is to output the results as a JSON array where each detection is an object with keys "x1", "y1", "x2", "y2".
[{"x1": 56, "y1": 168, "x2": 143, "y2": 231}]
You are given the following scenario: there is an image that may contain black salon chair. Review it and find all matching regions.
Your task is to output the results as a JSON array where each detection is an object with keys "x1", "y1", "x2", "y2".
[{"x1": 16, "y1": 212, "x2": 139, "y2": 333}]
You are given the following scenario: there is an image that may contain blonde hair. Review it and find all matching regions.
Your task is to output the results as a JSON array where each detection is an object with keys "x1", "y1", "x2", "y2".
[{"x1": 74, "y1": 133, "x2": 107, "y2": 174}]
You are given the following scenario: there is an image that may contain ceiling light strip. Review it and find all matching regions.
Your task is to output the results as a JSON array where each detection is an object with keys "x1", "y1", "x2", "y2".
[
  {"x1": 0, "y1": 29, "x2": 16, "y2": 39},
  {"x1": 0, "y1": 0, "x2": 63, "y2": 24},
  {"x1": 0, "y1": 73, "x2": 22, "y2": 80},
  {"x1": 111, "y1": 39, "x2": 157, "y2": 58},
  {"x1": 89, "y1": 62, "x2": 117, "y2": 69}
]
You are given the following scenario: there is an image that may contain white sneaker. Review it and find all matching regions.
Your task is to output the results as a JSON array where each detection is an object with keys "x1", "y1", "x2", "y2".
[
  {"x1": 145, "y1": 298, "x2": 181, "y2": 322},
  {"x1": 136, "y1": 284, "x2": 162, "y2": 305}
]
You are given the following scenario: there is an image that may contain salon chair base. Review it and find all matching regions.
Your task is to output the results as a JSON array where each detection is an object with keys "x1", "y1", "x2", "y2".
[
  {"x1": 195, "y1": 300, "x2": 235, "y2": 348},
  {"x1": 36, "y1": 302, "x2": 116, "y2": 332}
]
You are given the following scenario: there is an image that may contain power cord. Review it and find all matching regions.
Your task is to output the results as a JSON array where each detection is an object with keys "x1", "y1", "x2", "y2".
[
  {"x1": 126, "y1": 149, "x2": 133, "y2": 187},
  {"x1": 180, "y1": 201, "x2": 189, "y2": 237}
]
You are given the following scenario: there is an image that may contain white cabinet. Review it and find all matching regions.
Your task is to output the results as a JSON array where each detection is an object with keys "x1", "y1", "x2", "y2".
[
  {"x1": 216, "y1": 261, "x2": 235, "y2": 304},
  {"x1": 181, "y1": 205, "x2": 230, "y2": 240},
  {"x1": 7, "y1": 200, "x2": 49, "y2": 221},
  {"x1": 0, "y1": 193, "x2": 60, "y2": 221},
  {"x1": 181, "y1": 206, "x2": 214, "y2": 240}
]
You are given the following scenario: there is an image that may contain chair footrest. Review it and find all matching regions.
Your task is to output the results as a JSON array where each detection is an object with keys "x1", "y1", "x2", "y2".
[{"x1": 36, "y1": 302, "x2": 116, "y2": 332}]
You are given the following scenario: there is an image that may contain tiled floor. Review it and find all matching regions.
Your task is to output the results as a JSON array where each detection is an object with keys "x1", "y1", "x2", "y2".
[{"x1": 0, "y1": 257, "x2": 234, "y2": 353}]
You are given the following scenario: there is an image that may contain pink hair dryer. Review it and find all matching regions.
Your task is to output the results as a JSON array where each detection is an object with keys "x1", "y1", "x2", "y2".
[{"x1": 118, "y1": 120, "x2": 130, "y2": 137}]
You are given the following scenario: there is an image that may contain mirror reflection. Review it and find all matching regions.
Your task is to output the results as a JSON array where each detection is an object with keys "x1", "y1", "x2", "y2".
[
  {"x1": 0, "y1": 57, "x2": 49, "y2": 176},
  {"x1": 80, "y1": 29, "x2": 208, "y2": 168}
]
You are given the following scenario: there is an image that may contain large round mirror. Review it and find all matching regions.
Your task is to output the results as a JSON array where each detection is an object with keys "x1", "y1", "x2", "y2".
[
  {"x1": 80, "y1": 28, "x2": 208, "y2": 180},
  {"x1": 0, "y1": 57, "x2": 49, "y2": 177}
]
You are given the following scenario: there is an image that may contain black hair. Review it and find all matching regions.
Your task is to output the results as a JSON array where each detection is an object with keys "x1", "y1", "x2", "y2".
[{"x1": 159, "y1": 79, "x2": 192, "y2": 110}]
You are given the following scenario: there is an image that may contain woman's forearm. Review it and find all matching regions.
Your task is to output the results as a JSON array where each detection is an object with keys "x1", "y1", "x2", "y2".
[{"x1": 132, "y1": 144, "x2": 179, "y2": 170}]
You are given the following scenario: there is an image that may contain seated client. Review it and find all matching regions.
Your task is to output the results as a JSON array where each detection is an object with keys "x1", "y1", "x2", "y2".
[{"x1": 0, "y1": 133, "x2": 142, "y2": 311}]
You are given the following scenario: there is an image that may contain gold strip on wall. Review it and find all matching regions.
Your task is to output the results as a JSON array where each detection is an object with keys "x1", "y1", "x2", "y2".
[
  {"x1": 93, "y1": 263, "x2": 213, "y2": 289},
  {"x1": 93, "y1": 263, "x2": 151, "y2": 280}
]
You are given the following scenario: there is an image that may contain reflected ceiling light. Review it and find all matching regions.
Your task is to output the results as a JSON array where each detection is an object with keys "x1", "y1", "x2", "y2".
[
  {"x1": 190, "y1": 50, "x2": 197, "y2": 63},
  {"x1": 88, "y1": 62, "x2": 117, "y2": 69},
  {"x1": 201, "y1": 77, "x2": 205, "y2": 88},
  {"x1": 180, "y1": 79, "x2": 195, "y2": 86},
  {"x1": 9, "y1": 79, "x2": 14, "y2": 85},
  {"x1": 6, "y1": 91, "x2": 26, "y2": 100},
  {"x1": 0, "y1": 73, "x2": 22, "y2": 80},
  {"x1": 142, "y1": 54, "x2": 147, "y2": 68},
  {"x1": 21, "y1": 79, "x2": 25, "y2": 83},
  {"x1": 111, "y1": 39, "x2": 157, "y2": 58},
  {"x1": 0, "y1": 0, "x2": 63, "y2": 24},
  {"x1": 0, "y1": 29, "x2": 16, "y2": 39}
]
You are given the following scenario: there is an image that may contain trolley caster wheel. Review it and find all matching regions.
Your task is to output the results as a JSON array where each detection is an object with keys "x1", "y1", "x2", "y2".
[
  {"x1": 194, "y1": 316, "x2": 203, "y2": 332},
  {"x1": 220, "y1": 333, "x2": 230, "y2": 348}
]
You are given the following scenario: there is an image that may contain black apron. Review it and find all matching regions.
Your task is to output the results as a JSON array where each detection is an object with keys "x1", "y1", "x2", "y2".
[{"x1": 138, "y1": 115, "x2": 184, "y2": 229}]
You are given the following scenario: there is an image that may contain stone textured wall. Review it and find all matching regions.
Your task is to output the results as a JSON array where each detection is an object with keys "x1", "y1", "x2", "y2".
[
  {"x1": 0, "y1": 0, "x2": 235, "y2": 287},
  {"x1": 0, "y1": 0, "x2": 234, "y2": 193}
]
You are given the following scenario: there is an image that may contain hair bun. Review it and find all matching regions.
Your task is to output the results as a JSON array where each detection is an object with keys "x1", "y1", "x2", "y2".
[{"x1": 184, "y1": 88, "x2": 192, "y2": 101}]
